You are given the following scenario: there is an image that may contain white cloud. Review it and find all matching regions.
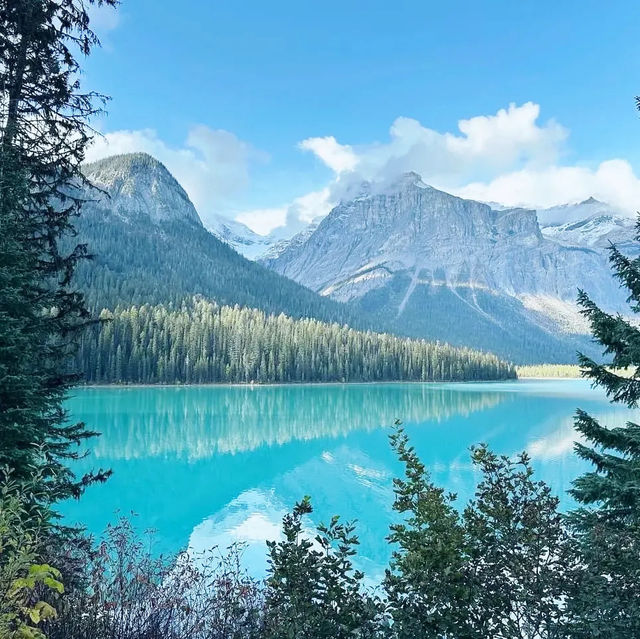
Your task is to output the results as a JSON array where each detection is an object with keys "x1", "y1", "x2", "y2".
[
  {"x1": 302, "y1": 102, "x2": 568, "y2": 188},
  {"x1": 87, "y1": 2, "x2": 120, "y2": 39},
  {"x1": 87, "y1": 101, "x2": 640, "y2": 238},
  {"x1": 286, "y1": 187, "x2": 333, "y2": 225},
  {"x1": 299, "y1": 136, "x2": 358, "y2": 173},
  {"x1": 236, "y1": 207, "x2": 289, "y2": 235},
  {"x1": 236, "y1": 187, "x2": 333, "y2": 236},
  {"x1": 456, "y1": 159, "x2": 640, "y2": 212},
  {"x1": 86, "y1": 126, "x2": 265, "y2": 225},
  {"x1": 297, "y1": 102, "x2": 640, "y2": 218}
]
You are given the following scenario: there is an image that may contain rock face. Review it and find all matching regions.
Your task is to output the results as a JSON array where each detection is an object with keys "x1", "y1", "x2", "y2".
[
  {"x1": 83, "y1": 153, "x2": 202, "y2": 226},
  {"x1": 264, "y1": 173, "x2": 617, "y2": 307},
  {"x1": 261, "y1": 223, "x2": 319, "y2": 262},
  {"x1": 262, "y1": 173, "x2": 629, "y2": 362}
]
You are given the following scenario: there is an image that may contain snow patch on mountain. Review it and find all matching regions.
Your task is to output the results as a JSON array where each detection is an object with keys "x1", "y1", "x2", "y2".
[
  {"x1": 207, "y1": 215, "x2": 282, "y2": 260},
  {"x1": 541, "y1": 212, "x2": 634, "y2": 249},
  {"x1": 536, "y1": 197, "x2": 625, "y2": 227},
  {"x1": 519, "y1": 294, "x2": 590, "y2": 334}
]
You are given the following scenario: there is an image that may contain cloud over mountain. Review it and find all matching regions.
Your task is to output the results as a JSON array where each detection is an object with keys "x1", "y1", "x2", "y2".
[
  {"x1": 296, "y1": 101, "x2": 640, "y2": 221},
  {"x1": 88, "y1": 101, "x2": 640, "y2": 237},
  {"x1": 86, "y1": 126, "x2": 266, "y2": 226}
]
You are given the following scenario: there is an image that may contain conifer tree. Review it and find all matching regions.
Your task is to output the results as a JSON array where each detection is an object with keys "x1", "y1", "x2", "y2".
[
  {"x1": 567, "y1": 214, "x2": 640, "y2": 637},
  {"x1": 0, "y1": 0, "x2": 114, "y2": 507},
  {"x1": 384, "y1": 425, "x2": 573, "y2": 638},
  {"x1": 263, "y1": 496, "x2": 384, "y2": 639}
]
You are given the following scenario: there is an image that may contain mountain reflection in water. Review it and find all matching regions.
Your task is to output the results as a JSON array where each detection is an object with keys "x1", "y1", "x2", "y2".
[{"x1": 61, "y1": 381, "x2": 637, "y2": 579}]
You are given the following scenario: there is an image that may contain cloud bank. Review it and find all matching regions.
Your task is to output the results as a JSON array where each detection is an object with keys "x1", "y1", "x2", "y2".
[
  {"x1": 297, "y1": 101, "x2": 640, "y2": 222},
  {"x1": 301, "y1": 102, "x2": 568, "y2": 185},
  {"x1": 88, "y1": 102, "x2": 640, "y2": 236}
]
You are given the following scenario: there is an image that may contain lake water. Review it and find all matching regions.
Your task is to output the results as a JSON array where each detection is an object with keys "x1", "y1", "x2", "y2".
[{"x1": 60, "y1": 380, "x2": 635, "y2": 582}]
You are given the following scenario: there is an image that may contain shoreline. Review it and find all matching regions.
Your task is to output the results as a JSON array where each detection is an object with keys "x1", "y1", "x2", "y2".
[
  {"x1": 72, "y1": 377, "x2": 584, "y2": 390},
  {"x1": 77, "y1": 379, "x2": 517, "y2": 389}
]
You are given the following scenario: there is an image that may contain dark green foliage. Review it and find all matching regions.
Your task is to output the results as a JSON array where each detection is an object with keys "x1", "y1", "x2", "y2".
[
  {"x1": 0, "y1": 473, "x2": 62, "y2": 639},
  {"x1": 72, "y1": 198, "x2": 368, "y2": 328},
  {"x1": 566, "y1": 216, "x2": 640, "y2": 637},
  {"x1": 384, "y1": 426, "x2": 467, "y2": 638},
  {"x1": 263, "y1": 497, "x2": 384, "y2": 639},
  {"x1": 74, "y1": 298, "x2": 515, "y2": 384},
  {"x1": 6, "y1": 426, "x2": 585, "y2": 639},
  {"x1": 463, "y1": 447, "x2": 574, "y2": 639},
  {"x1": 385, "y1": 426, "x2": 573, "y2": 639},
  {"x1": 0, "y1": 0, "x2": 113, "y2": 506}
]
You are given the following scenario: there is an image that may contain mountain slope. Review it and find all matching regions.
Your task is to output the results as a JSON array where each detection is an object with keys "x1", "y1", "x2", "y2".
[
  {"x1": 72, "y1": 153, "x2": 364, "y2": 327},
  {"x1": 262, "y1": 173, "x2": 626, "y2": 363}
]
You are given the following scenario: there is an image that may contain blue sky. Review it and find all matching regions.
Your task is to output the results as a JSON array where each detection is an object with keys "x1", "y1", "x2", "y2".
[{"x1": 86, "y1": 0, "x2": 640, "y2": 234}]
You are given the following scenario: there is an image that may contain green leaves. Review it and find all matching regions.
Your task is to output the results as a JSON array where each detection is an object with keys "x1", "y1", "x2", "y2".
[
  {"x1": 385, "y1": 424, "x2": 573, "y2": 639},
  {"x1": 264, "y1": 496, "x2": 385, "y2": 639},
  {"x1": 10, "y1": 564, "x2": 64, "y2": 597},
  {"x1": 0, "y1": 483, "x2": 64, "y2": 639}
]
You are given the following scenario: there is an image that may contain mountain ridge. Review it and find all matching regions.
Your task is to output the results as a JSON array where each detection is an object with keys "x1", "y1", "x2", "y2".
[
  {"x1": 262, "y1": 174, "x2": 627, "y2": 362},
  {"x1": 72, "y1": 153, "x2": 368, "y2": 329}
]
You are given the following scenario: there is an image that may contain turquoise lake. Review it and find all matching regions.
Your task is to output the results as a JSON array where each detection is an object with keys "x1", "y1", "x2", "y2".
[{"x1": 60, "y1": 380, "x2": 636, "y2": 582}]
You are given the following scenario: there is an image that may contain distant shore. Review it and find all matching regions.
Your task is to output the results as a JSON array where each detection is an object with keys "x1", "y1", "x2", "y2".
[
  {"x1": 76, "y1": 378, "x2": 519, "y2": 389},
  {"x1": 516, "y1": 365, "x2": 582, "y2": 379},
  {"x1": 517, "y1": 364, "x2": 635, "y2": 379}
]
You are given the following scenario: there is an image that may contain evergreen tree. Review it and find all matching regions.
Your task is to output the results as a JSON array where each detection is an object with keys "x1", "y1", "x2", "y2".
[
  {"x1": 566, "y1": 215, "x2": 640, "y2": 637},
  {"x1": 384, "y1": 425, "x2": 573, "y2": 638},
  {"x1": 0, "y1": 0, "x2": 114, "y2": 507},
  {"x1": 383, "y1": 425, "x2": 467, "y2": 639},
  {"x1": 464, "y1": 447, "x2": 573, "y2": 638},
  {"x1": 263, "y1": 496, "x2": 384, "y2": 639}
]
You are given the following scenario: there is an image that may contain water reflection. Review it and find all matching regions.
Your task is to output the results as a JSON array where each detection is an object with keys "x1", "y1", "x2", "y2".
[
  {"x1": 61, "y1": 380, "x2": 637, "y2": 578},
  {"x1": 79, "y1": 383, "x2": 510, "y2": 460}
]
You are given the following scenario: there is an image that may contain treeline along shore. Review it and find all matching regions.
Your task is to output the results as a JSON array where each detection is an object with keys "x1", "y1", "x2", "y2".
[{"x1": 75, "y1": 298, "x2": 516, "y2": 384}]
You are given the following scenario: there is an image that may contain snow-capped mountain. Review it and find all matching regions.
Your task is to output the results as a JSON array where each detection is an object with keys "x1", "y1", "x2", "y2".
[
  {"x1": 75, "y1": 153, "x2": 363, "y2": 327},
  {"x1": 261, "y1": 223, "x2": 318, "y2": 261},
  {"x1": 207, "y1": 215, "x2": 282, "y2": 260},
  {"x1": 541, "y1": 213, "x2": 635, "y2": 249},
  {"x1": 262, "y1": 173, "x2": 630, "y2": 362},
  {"x1": 80, "y1": 155, "x2": 634, "y2": 363},
  {"x1": 536, "y1": 197, "x2": 621, "y2": 227},
  {"x1": 536, "y1": 199, "x2": 636, "y2": 253}
]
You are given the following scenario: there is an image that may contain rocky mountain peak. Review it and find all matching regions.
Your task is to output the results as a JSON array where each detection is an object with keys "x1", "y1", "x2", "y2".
[
  {"x1": 393, "y1": 171, "x2": 427, "y2": 188},
  {"x1": 263, "y1": 173, "x2": 552, "y2": 298},
  {"x1": 82, "y1": 152, "x2": 202, "y2": 226}
]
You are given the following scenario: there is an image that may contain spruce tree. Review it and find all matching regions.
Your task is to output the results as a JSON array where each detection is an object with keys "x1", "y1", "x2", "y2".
[
  {"x1": 0, "y1": 0, "x2": 114, "y2": 507},
  {"x1": 567, "y1": 214, "x2": 640, "y2": 636}
]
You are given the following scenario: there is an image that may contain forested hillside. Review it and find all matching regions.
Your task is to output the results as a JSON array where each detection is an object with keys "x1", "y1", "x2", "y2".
[
  {"x1": 76, "y1": 298, "x2": 515, "y2": 384},
  {"x1": 358, "y1": 280, "x2": 599, "y2": 364},
  {"x1": 72, "y1": 154, "x2": 365, "y2": 329}
]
